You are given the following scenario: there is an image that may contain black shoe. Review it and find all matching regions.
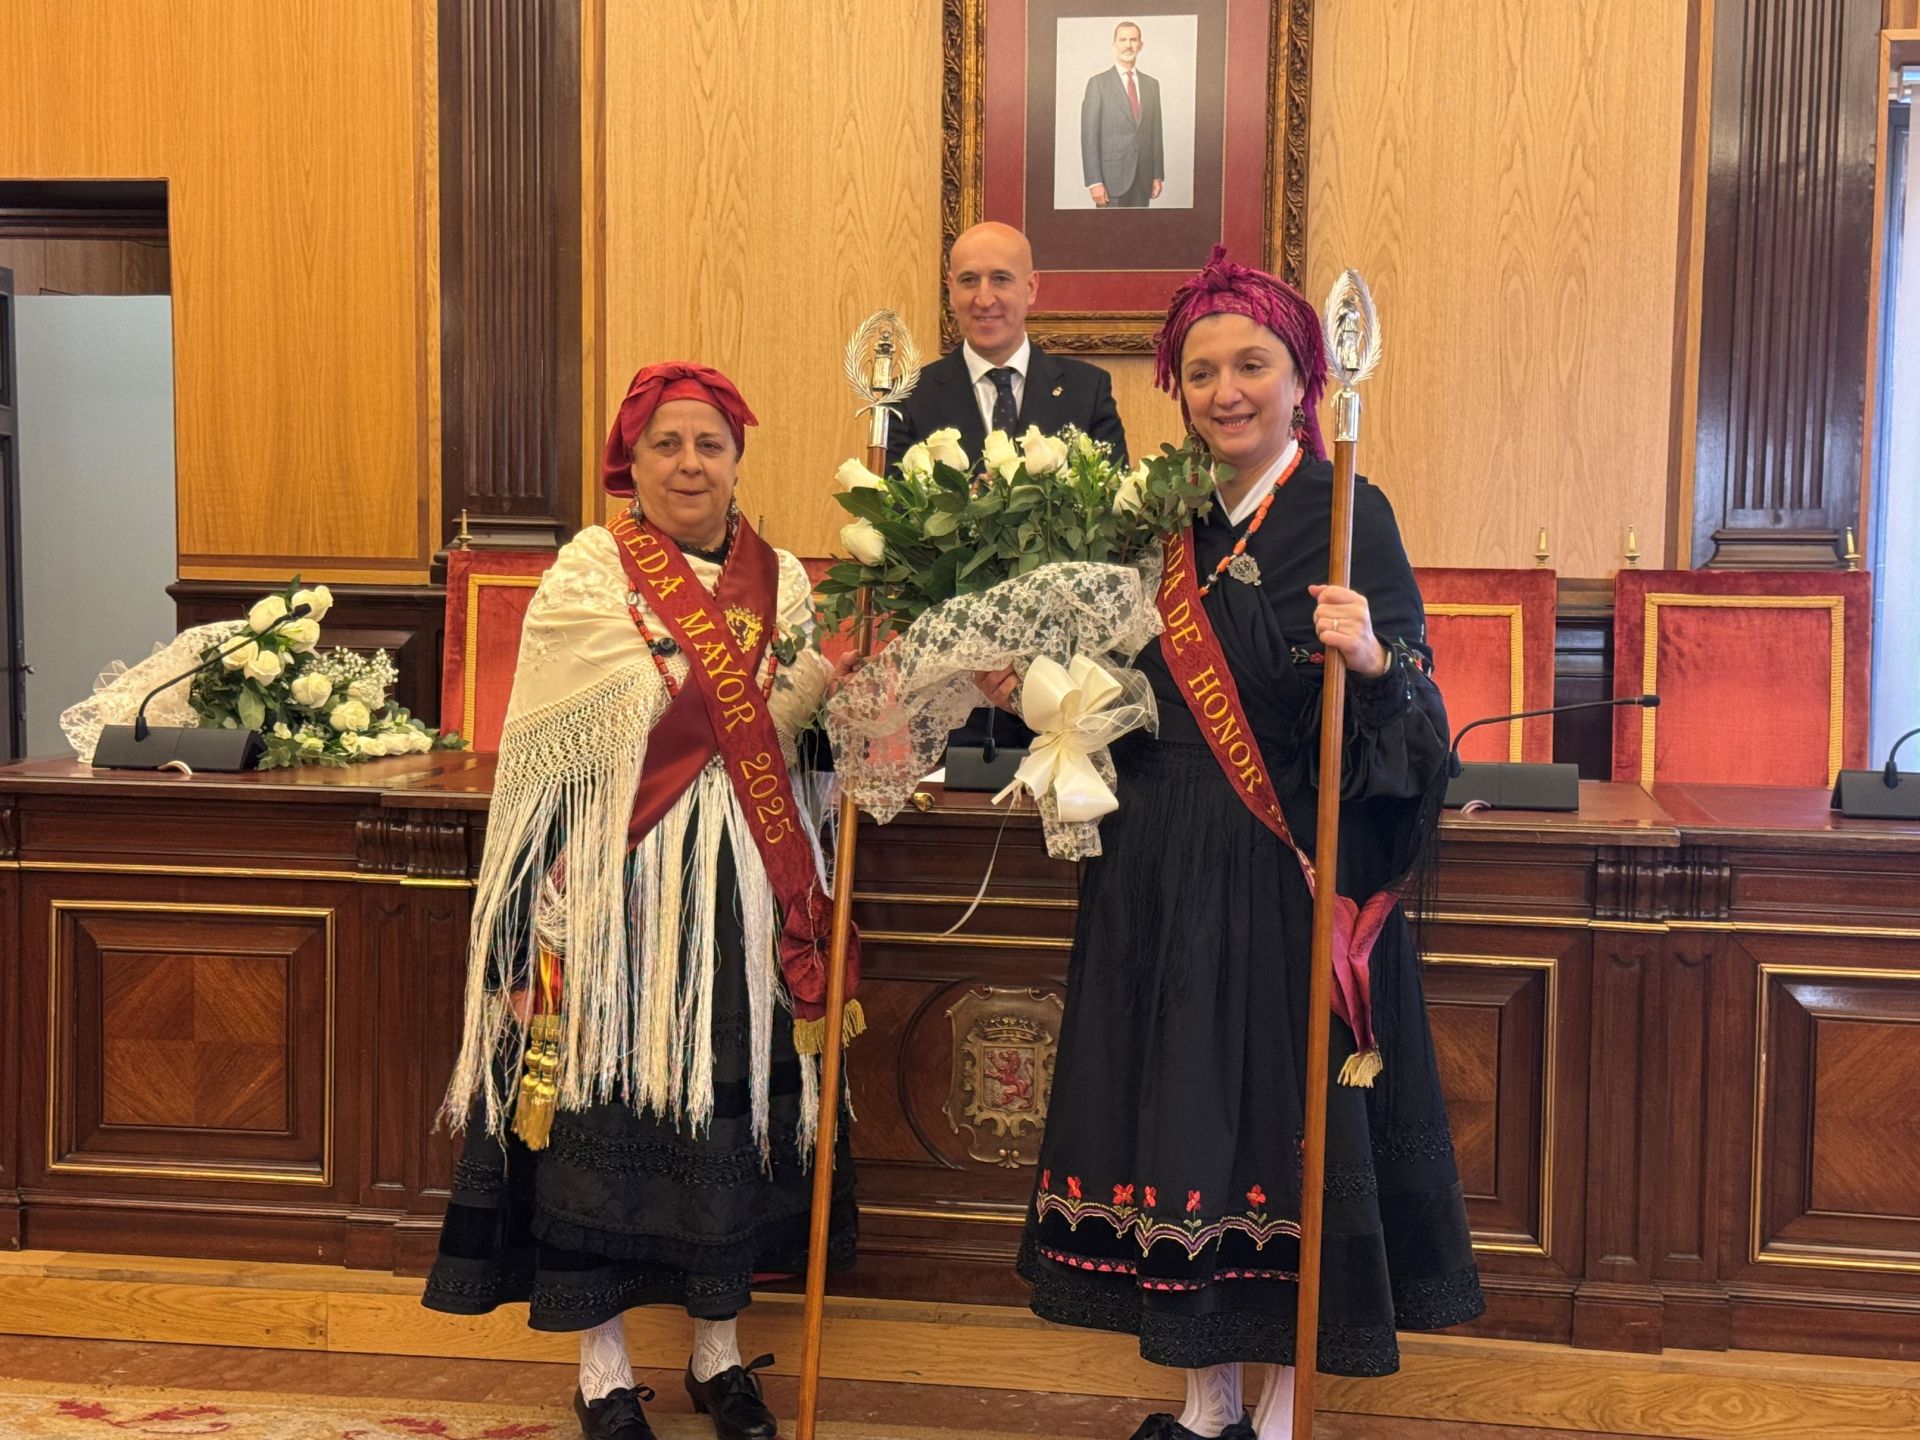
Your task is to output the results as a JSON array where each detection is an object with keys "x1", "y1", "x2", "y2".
[
  {"x1": 1127, "y1": 1414, "x2": 1256, "y2": 1440},
  {"x1": 685, "y1": 1352, "x2": 778, "y2": 1439},
  {"x1": 574, "y1": 1384, "x2": 658, "y2": 1440}
]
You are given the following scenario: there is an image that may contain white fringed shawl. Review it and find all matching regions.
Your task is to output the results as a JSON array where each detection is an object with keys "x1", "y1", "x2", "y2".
[{"x1": 441, "y1": 525, "x2": 832, "y2": 1156}]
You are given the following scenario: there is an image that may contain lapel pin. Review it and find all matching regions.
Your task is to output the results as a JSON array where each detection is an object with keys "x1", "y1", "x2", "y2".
[{"x1": 1052, "y1": 385, "x2": 1063, "y2": 397}]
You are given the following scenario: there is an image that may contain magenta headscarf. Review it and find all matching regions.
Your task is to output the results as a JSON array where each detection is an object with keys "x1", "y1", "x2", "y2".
[
  {"x1": 1153, "y1": 245, "x2": 1328, "y2": 462},
  {"x1": 602, "y1": 361, "x2": 760, "y2": 496}
]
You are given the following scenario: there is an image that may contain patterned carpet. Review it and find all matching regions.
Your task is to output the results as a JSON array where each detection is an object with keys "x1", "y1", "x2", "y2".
[{"x1": 0, "y1": 1379, "x2": 1022, "y2": 1440}]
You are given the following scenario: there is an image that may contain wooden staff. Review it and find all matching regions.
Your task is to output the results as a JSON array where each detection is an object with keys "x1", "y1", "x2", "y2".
[
  {"x1": 1293, "y1": 272, "x2": 1381, "y2": 1440},
  {"x1": 794, "y1": 313, "x2": 919, "y2": 1440}
]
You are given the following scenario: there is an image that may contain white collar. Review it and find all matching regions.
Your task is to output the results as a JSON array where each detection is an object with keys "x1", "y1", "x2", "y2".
[
  {"x1": 1223, "y1": 439, "x2": 1300, "y2": 527},
  {"x1": 963, "y1": 338, "x2": 1031, "y2": 387},
  {"x1": 1115, "y1": 62, "x2": 1139, "y2": 79}
]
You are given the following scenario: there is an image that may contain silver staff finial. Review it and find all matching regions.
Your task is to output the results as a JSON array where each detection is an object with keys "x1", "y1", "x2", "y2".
[
  {"x1": 845, "y1": 309, "x2": 922, "y2": 411},
  {"x1": 1322, "y1": 271, "x2": 1381, "y2": 444}
]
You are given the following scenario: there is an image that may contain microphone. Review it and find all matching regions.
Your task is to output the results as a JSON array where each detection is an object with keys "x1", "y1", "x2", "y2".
[
  {"x1": 131, "y1": 603, "x2": 312, "y2": 740},
  {"x1": 94, "y1": 603, "x2": 314, "y2": 773},
  {"x1": 1832, "y1": 725, "x2": 1920, "y2": 818},
  {"x1": 1445, "y1": 693, "x2": 1660, "y2": 812}
]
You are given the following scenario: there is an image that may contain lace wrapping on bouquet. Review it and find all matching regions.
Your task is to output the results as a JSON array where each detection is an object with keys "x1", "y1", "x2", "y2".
[
  {"x1": 59, "y1": 621, "x2": 247, "y2": 763},
  {"x1": 823, "y1": 561, "x2": 1162, "y2": 859}
]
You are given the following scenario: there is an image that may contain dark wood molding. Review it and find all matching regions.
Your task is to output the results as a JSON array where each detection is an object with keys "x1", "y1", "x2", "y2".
[
  {"x1": 1692, "y1": 0, "x2": 1882, "y2": 568},
  {"x1": 438, "y1": 0, "x2": 584, "y2": 556}
]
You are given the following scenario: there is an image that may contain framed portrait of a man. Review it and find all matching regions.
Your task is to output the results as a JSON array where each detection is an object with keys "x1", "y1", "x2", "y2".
[{"x1": 942, "y1": 0, "x2": 1311, "y2": 352}]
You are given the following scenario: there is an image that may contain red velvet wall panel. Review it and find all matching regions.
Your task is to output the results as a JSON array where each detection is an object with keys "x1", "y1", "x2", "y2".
[
  {"x1": 440, "y1": 549, "x2": 555, "y2": 752},
  {"x1": 1611, "y1": 569, "x2": 1871, "y2": 787},
  {"x1": 1415, "y1": 569, "x2": 1559, "y2": 763}
]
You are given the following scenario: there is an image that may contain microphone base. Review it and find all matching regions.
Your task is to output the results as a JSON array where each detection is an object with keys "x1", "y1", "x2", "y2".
[
  {"x1": 93, "y1": 724, "x2": 265, "y2": 773},
  {"x1": 943, "y1": 743, "x2": 1028, "y2": 793},
  {"x1": 1445, "y1": 761, "x2": 1580, "y2": 812},
  {"x1": 1831, "y1": 770, "x2": 1920, "y2": 819}
]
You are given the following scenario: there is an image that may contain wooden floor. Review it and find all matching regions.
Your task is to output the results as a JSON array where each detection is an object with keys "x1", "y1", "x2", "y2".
[{"x1": 3, "y1": 1251, "x2": 1919, "y2": 1439}]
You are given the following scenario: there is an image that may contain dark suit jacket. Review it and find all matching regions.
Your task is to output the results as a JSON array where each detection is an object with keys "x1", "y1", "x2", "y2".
[
  {"x1": 885, "y1": 343, "x2": 1129, "y2": 475},
  {"x1": 1079, "y1": 66, "x2": 1164, "y2": 196}
]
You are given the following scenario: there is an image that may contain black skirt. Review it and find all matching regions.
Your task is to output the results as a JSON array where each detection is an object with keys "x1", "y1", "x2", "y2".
[
  {"x1": 424, "y1": 847, "x2": 857, "y2": 1331},
  {"x1": 1019, "y1": 736, "x2": 1483, "y2": 1375}
]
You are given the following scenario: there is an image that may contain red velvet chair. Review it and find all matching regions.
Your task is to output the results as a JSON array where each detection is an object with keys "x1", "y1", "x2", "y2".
[
  {"x1": 1611, "y1": 568, "x2": 1871, "y2": 789},
  {"x1": 1414, "y1": 568, "x2": 1559, "y2": 763},
  {"x1": 441, "y1": 549, "x2": 555, "y2": 752}
]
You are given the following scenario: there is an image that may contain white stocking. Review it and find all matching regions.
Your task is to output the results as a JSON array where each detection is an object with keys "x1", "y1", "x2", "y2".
[
  {"x1": 1176, "y1": 1363, "x2": 1244, "y2": 1436},
  {"x1": 578, "y1": 1315, "x2": 634, "y2": 1401},
  {"x1": 691, "y1": 1315, "x2": 743, "y2": 1382},
  {"x1": 1250, "y1": 1363, "x2": 1295, "y2": 1440}
]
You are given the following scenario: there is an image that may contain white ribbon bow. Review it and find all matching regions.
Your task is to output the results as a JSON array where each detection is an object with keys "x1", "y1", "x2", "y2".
[{"x1": 993, "y1": 654, "x2": 1150, "y2": 822}]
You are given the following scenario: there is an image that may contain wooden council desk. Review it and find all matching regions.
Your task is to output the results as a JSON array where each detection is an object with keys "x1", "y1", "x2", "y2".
[{"x1": 0, "y1": 757, "x2": 1915, "y2": 1363}]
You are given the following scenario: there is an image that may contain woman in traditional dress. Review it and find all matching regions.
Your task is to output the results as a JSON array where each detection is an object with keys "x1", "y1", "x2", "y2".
[
  {"x1": 425, "y1": 362, "x2": 856, "y2": 1440},
  {"x1": 1012, "y1": 250, "x2": 1484, "y2": 1440}
]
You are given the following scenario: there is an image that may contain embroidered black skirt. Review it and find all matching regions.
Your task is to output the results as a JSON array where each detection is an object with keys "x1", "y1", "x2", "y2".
[
  {"x1": 1019, "y1": 738, "x2": 1483, "y2": 1374},
  {"x1": 424, "y1": 850, "x2": 857, "y2": 1331}
]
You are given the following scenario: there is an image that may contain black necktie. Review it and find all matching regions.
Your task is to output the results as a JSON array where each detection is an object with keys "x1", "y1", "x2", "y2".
[{"x1": 986, "y1": 366, "x2": 1019, "y2": 434}]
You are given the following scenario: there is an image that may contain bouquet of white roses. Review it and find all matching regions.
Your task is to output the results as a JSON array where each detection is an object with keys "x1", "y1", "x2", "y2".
[
  {"x1": 186, "y1": 579, "x2": 467, "y2": 770},
  {"x1": 820, "y1": 425, "x2": 1218, "y2": 859},
  {"x1": 817, "y1": 425, "x2": 1213, "y2": 635}
]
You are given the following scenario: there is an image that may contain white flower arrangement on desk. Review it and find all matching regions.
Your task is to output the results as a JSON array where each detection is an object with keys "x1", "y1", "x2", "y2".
[
  {"x1": 818, "y1": 425, "x2": 1217, "y2": 861},
  {"x1": 187, "y1": 579, "x2": 468, "y2": 770}
]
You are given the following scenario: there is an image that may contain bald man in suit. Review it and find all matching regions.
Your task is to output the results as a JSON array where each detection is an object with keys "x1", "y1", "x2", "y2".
[
  {"x1": 885, "y1": 222, "x2": 1129, "y2": 474},
  {"x1": 884, "y1": 221, "x2": 1130, "y2": 764}
]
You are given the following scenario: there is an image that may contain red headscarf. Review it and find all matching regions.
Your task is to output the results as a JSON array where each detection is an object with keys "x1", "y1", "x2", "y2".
[
  {"x1": 1153, "y1": 245, "x2": 1328, "y2": 462},
  {"x1": 602, "y1": 361, "x2": 759, "y2": 496}
]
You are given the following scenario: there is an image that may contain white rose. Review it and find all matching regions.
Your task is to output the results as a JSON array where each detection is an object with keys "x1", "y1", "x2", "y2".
[
  {"x1": 328, "y1": 699, "x2": 372, "y2": 733},
  {"x1": 348, "y1": 677, "x2": 385, "y2": 706},
  {"x1": 244, "y1": 648, "x2": 283, "y2": 683},
  {"x1": 290, "y1": 585, "x2": 334, "y2": 621},
  {"x1": 1070, "y1": 430, "x2": 1098, "y2": 460},
  {"x1": 281, "y1": 617, "x2": 321, "y2": 652},
  {"x1": 898, "y1": 442, "x2": 933, "y2": 478},
  {"x1": 221, "y1": 639, "x2": 259, "y2": 671},
  {"x1": 834, "y1": 457, "x2": 887, "y2": 491},
  {"x1": 1019, "y1": 425, "x2": 1069, "y2": 475},
  {"x1": 297, "y1": 732, "x2": 326, "y2": 752},
  {"x1": 925, "y1": 427, "x2": 969, "y2": 472},
  {"x1": 407, "y1": 728, "x2": 435, "y2": 753},
  {"x1": 289, "y1": 673, "x2": 332, "y2": 708},
  {"x1": 366, "y1": 733, "x2": 398, "y2": 756},
  {"x1": 1115, "y1": 463, "x2": 1149, "y2": 515},
  {"x1": 272, "y1": 722, "x2": 292, "y2": 739},
  {"x1": 981, "y1": 429, "x2": 1020, "y2": 481},
  {"x1": 248, "y1": 595, "x2": 290, "y2": 633},
  {"x1": 840, "y1": 518, "x2": 887, "y2": 566},
  {"x1": 339, "y1": 732, "x2": 364, "y2": 756}
]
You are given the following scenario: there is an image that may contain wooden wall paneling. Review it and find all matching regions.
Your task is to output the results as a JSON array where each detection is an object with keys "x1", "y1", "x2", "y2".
[
  {"x1": 1305, "y1": 0, "x2": 1689, "y2": 578},
  {"x1": 0, "y1": 1, "x2": 438, "y2": 584},
  {"x1": 170, "y1": 582, "x2": 446, "y2": 728},
  {"x1": 0, "y1": 239, "x2": 168, "y2": 297},
  {"x1": 599, "y1": 1, "x2": 942, "y2": 558},
  {"x1": 1575, "y1": 842, "x2": 1671, "y2": 1352},
  {"x1": 1692, "y1": 0, "x2": 1884, "y2": 568},
  {"x1": 439, "y1": 0, "x2": 583, "y2": 554},
  {"x1": 1890, "y1": 1, "x2": 1920, "y2": 28}
]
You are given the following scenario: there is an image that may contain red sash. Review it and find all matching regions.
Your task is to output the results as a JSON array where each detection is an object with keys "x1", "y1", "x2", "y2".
[
  {"x1": 1156, "y1": 527, "x2": 1395, "y2": 1068},
  {"x1": 608, "y1": 511, "x2": 854, "y2": 1022}
]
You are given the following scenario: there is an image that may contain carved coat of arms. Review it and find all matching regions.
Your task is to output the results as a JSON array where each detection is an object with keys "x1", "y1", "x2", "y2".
[{"x1": 944, "y1": 987, "x2": 1063, "y2": 1168}]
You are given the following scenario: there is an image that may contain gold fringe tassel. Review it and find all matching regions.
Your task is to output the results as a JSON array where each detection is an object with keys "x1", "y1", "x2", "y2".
[
  {"x1": 512, "y1": 949, "x2": 563, "y2": 1149},
  {"x1": 1338, "y1": 1047, "x2": 1383, "y2": 1089},
  {"x1": 793, "y1": 999, "x2": 867, "y2": 1057}
]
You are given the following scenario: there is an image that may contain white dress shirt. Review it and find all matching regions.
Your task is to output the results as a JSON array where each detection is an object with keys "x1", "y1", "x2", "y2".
[
  {"x1": 962, "y1": 338, "x2": 1031, "y2": 434},
  {"x1": 1223, "y1": 439, "x2": 1300, "y2": 527}
]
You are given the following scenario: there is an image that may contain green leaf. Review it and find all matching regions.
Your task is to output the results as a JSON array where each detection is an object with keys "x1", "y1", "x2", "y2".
[
  {"x1": 237, "y1": 687, "x2": 266, "y2": 730},
  {"x1": 922, "y1": 510, "x2": 959, "y2": 538}
]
